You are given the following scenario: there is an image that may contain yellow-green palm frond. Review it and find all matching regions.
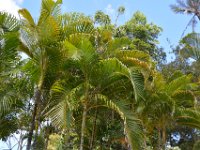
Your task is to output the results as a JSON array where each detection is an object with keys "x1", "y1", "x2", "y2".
[
  {"x1": 38, "y1": 15, "x2": 61, "y2": 41},
  {"x1": 117, "y1": 50, "x2": 151, "y2": 62},
  {"x1": 38, "y1": 0, "x2": 62, "y2": 26},
  {"x1": 61, "y1": 13, "x2": 95, "y2": 40},
  {"x1": 172, "y1": 90, "x2": 196, "y2": 107},
  {"x1": 46, "y1": 83, "x2": 83, "y2": 129},
  {"x1": 175, "y1": 108, "x2": 200, "y2": 129},
  {"x1": 18, "y1": 9, "x2": 35, "y2": 28},
  {"x1": 96, "y1": 93, "x2": 144, "y2": 150},
  {"x1": 95, "y1": 58, "x2": 145, "y2": 101},
  {"x1": 165, "y1": 74, "x2": 192, "y2": 95}
]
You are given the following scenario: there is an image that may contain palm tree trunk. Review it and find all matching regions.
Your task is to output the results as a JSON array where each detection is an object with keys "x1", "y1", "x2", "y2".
[
  {"x1": 26, "y1": 89, "x2": 41, "y2": 150},
  {"x1": 44, "y1": 127, "x2": 50, "y2": 150},
  {"x1": 196, "y1": 13, "x2": 200, "y2": 21},
  {"x1": 89, "y1": 108, "x2": 98, "y2": 149},
  {"x1": 162, "y1": 127, "x2": 166, "y2": 150},
  {"x1": 157, "y1": 128, "x2": 161, "y2": 150},
  {"x1": 80, "y1": 103, "x2": 87, "y2": 150},
  {"x1": 114, "y1": 14, "x2": 120, "y2": 26}
]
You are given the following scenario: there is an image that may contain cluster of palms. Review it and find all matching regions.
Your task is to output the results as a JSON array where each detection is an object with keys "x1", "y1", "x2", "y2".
[{"x1": 0, "y1": 0, "x2": 200, "y2": 150}]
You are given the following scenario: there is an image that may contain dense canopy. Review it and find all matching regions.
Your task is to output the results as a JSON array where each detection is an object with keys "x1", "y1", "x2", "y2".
[{"x1": 0, "y1": 0, "x2": 200, "y2": 150}]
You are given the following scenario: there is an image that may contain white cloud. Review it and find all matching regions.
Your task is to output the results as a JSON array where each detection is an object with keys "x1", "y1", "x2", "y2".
[
  {"x1": 0, "y1": 0, "x2": 24, "y2": 18},
  {"x1": 16, "y1": 0, "x2": 24, "y2": 4},
  {"x1": 105, "y1": 4, "x2": 115, "y2": 15}
]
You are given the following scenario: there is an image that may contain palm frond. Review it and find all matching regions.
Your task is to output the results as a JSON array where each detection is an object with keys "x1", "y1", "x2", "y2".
[
  {"x1": 0, "y1": 12, "x2": 19, "y2": 32},
  {"x1": 18, "y1": 9, "x2": 35, "y2": 28},
  {"x1": 0, "y1": 90, "x2": 15, "y2": 116},
  {"x1": 96, "y1": 93, "x2": 144, "y2": 149},
  {"x1": 129, "y1": 69, "x2": 145, "y2": 101},
  {"x1": 181, "y1": 33, "x2": 200, "y2": 60},
  {"x1": 175, "y1": 108, "x2": 200, "y2": 129},
  {"x1": 172, "y1": 90, "x2": 196, "y2": 107},
  {"x1": 61, "y1": 13, "x2": 95, "y2": 39},
  {"x1": 46, "y1": 82, "x2": 84, "y2": 128},
  {"x1": 117, "y1": 50, "x2": 151, "y2": 62},
  {"x1": 165, "y1": 74, "x2": 192, "y2": 95},
  {"x1": 38, "y1": 0, "x2": 62, "y2": 26},
  {"x1": 97, "y1": 58, "x2": 145, "y2": 101}
]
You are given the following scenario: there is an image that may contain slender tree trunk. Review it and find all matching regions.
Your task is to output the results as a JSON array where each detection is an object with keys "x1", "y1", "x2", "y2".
[
  {"x1": 89, "y1": 108, "x2": 98, "y2": 149},
  {"x1": 157, "y1": 128, "x2": 161, "y2": 150},
  {"x1": 80, "y1": 103, "x2": 87, "y2": 150},
  {"x1": 162, "y1": 127, "x2": 166, "y2": 150},
  {"x1": 114, "y1": 14, "x2": 120, "y2": 27},
  {"x1": 44, "y1": 127, "x2": 50, "y2": 150},
  {"x1": 196, "y1": 13, "x2": 200, "y2": 21},
  {"x1": 26, "y1": 89, "x2": 41, "y2": 150}
]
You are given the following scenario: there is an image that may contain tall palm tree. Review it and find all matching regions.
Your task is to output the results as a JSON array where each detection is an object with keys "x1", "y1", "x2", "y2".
[
  {"x1": 44, "y1": 14, "x2": 155, "y2": 148},
  {"x1": 94, "y1": 11, "x2": 111, "y2": 27},
  {"x1": 17, "y1": 0, "x2": 68, "y2": 149},
  {"x1": 0, "y1": 12, "x2": 33, "y2": 146},
  {"x1": 171, "y1": 0, "x2": 200, "y2": 34},
  {"x1": 115, "y1": 6, "x2": 125, "y2": 26},
  {"x1": 46, "y1": 35, "x2": 154, "y2": 149},
  {"x1": 18, "y1": 0, "x2": 99, "y2": 149},
  {"x1": 171, "y1": 0, "x2": 200, "y2": 20},
  {"x1": 0, "y1": 12, "x2": 20, "y2": 115}
]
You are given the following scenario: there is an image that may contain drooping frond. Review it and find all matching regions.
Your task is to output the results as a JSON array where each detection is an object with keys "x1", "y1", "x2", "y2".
[
  {"x1": 181, "y1": 32, "x2": 200, "y2": 60},
  {"x1": 94, "y1": 58, "x2": 145, "y2": 101},
  {"x1": 18, "y1": 9, "x2": 36, "y2": 28},
  {"x1": 117, "y1": 50, "x2": 151, "y2": 62},
  {"x1": 143, "y1": 92, "x2": 175, "y2": 120},
  {"x1": 0, "y1": 12, "x2": 19, "y2": 32},
  {"x1": 165, "y1": 74, "x2": 192, "y2": 95},
  {"x1": 96, "y1": 93, "x2": 144, "y2": 149},
  {"x1": 0, "y1": 88, "x2": 16, "y2": 116},
  {"x1": 175, "y1": 108, "x2": 200, "y2": 129},
  {"x1": 116, "y1": 50, "x2": 152, "y2": 70},
  {"x1": 46, "y1": 83, "x2": 83, "y2": 129},
  {"x1": 129, "y1": 69, "x2": 145, "y2": 101},
  {"x1": 172, "y1": 90, "x2": 196, "y2": 107}
]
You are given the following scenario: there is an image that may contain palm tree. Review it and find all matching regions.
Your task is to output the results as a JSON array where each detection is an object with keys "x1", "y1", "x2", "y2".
[
  {"x1": 171, "y1": 0, "x2": 200, "y2": 20},
  {"x1": 0, "y1": 12, "x2": 34, "y2": 148},
  {"x1": 171, "y1": 0, "x2": 200, "y2": 34},
  {"x1": 17, "y1": 0, "x2": 68, "y2": 149},
  {"x1": 140, "y1": 71, "x2": 198, "y2": 149},
  {"x1": 18, "y1": 1, "x2": 99, "y2": 149},
  {"x1": 94, "y1": 11, "x2": 111, "y2": 27},
  {"x1": 43, "y1": 15, "x2": 155, "y2": 148},
  {"x1": 0, "y1": 12, "x2": 20, "y2": 115},
  {"x1": 47, "y1": 35, "x2": 154, "y2": 149},
  {"x1": 115, "y1": 6, "x2": 125, "y2": 26}
]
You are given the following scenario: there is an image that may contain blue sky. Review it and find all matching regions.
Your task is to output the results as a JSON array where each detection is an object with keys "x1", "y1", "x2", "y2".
[{"x1": 0, "y1": 0, "x2": 199, "y2": 62}]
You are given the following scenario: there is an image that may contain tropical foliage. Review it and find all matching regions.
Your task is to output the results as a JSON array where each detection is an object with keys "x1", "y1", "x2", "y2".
[{"x1": 0, "y1": 0, "x2": 200, "y2": 150}]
